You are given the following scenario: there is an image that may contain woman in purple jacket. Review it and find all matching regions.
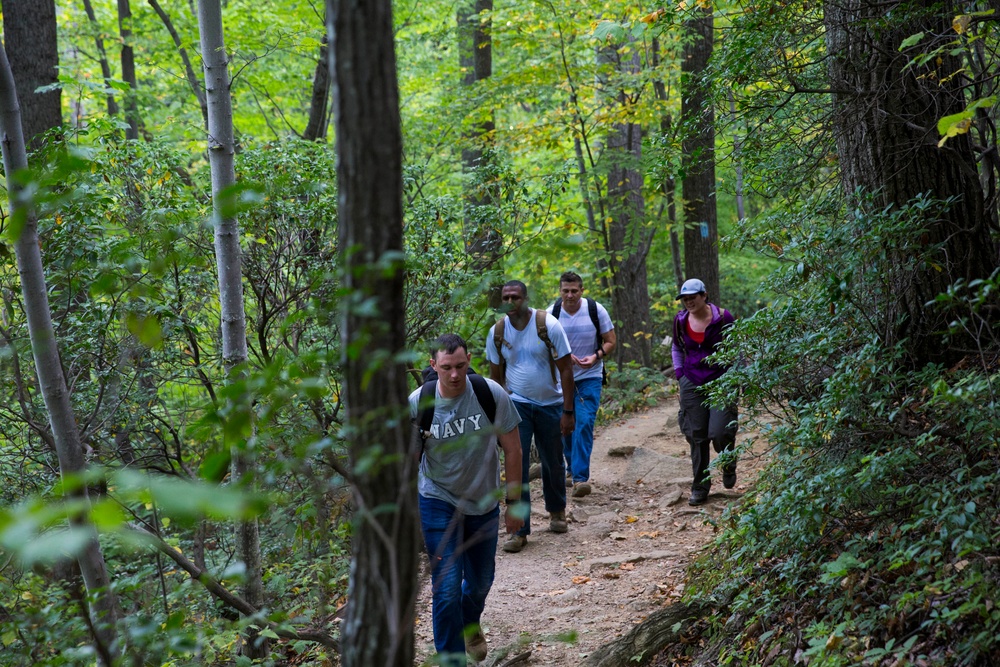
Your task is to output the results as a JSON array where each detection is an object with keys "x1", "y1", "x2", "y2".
[{"x1": 671, "y1": 278, "x2": 738, "y2": 506}]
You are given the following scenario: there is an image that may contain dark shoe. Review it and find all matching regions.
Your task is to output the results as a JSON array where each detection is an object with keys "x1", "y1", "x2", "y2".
[
  {"x1": 565, "y1": 472, "x2": 573, "y2": 487},
  {"x1": 723, "y1": 470, "x2": 737, "y2": 489},
  {"x1": 688, "y1": 488, "x2": 708, "y2": 506},
  {"x1": 466, "y1": 628, "x2": 488, "y2": 662},
  {"x1": 572, "y1": 482, "x2": 592, "y2": 498},
  {"x1": 549, "y1": 511, "x2": 568, "y2": 533},
  {"x1": 502, "y1": 535, "x2": 527, "y2": 553}
]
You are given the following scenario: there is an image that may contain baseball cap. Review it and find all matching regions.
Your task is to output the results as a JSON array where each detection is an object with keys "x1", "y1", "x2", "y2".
[{"x1": 677, "y1": 278, "x2": 706, "y2": 299}]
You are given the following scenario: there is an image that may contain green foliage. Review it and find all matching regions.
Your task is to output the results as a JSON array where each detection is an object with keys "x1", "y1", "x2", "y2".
[
  {"x1": 598, "y1": 362, "x2": 669, "y2": 423},
  {"x1": 683, "y1": 193, "x2": 1000, "y2": 665}
]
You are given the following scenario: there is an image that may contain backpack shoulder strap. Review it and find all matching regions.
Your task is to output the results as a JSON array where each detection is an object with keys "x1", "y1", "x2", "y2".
[
  {"x1": 468, "y1": 374, "x2": 497, "y2": 424},
  {"x1": 417, "y1": 380, "x2": 437, "y2": 434},
  {"x1": 551, "y1": 298, "x2": 562, "y2": 318},
  {"x1": 587, "y1": 298, "x2": 601, "y2": 351},
  {"x1": 534, "y1": 309, "x2": 558, "y2": 384}
]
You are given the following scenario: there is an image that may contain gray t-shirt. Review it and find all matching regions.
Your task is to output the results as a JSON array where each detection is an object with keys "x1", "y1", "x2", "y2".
[{"x1": 409, "y1": 377, "x2": 521, "y2": 515}]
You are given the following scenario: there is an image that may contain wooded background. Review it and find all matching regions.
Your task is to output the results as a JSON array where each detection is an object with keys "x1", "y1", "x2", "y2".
[{"x1": 0, "y1": 0, "x2": 997, "y2": 665}]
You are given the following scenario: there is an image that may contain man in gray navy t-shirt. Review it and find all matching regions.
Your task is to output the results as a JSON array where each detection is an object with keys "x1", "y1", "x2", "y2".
[{"x1": 411, "y1": 333, "x2": 523, "y2": 666}]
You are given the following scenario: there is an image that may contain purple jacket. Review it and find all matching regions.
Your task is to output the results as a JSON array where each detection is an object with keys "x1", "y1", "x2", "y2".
[{"x1": 671, "y1": 304, "x2": 735, "y2": 386}]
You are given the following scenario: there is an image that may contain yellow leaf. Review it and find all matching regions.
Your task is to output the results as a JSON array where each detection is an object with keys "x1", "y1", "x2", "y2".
[
  {"x1": 625, "y1": 515, "x2": 639, "y2": 523},
  {"x1": 952, "y1": 14, "x2": 971, "y2": 34},
  {"x1": 21, "y1": 591, "x2": 33, "y2": 601},
  {"x1": 572, "y1": 575, "x2": 590, "y2": 584}
]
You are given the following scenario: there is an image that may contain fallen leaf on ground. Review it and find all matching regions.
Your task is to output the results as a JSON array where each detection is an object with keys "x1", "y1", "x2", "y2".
[
  {"x1": 603, "y1": 572, "x2": 620, "y2": 579},
  {"x1": 619, "y1": 563, "x2": 635, "y2": 571},
  {"x1": 625, "y1": 515, "x2": 639, "y2": 523},
  {"x1": 639, "y1": 531, "x2": 660, "y2": 538},
  {"x1": 572, "y1": 575, "x2": 591, "y2": 585}
]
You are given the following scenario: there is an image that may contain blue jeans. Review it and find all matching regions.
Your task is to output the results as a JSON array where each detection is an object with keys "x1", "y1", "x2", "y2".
[
  {"x1": 562, "y1": 378, "x2": 602, "y2": 483},
  {"x1": 514, "y1": 400, "x2": 566, "y2": 536},
  {"x1": 419, "y1": 495, "x2": 499, "y2": 664}
]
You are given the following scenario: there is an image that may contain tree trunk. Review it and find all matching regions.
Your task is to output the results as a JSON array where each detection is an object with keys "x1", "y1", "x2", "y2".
[
  {"x1": 825, "y1": 0, "x2": 1000, "y2": 365},
  {"x1": 0, "y1": 0, "x2": 61, "y2": 148},
  {"x1": 601, "y1": 42, "x2": 653, "y2": 367},
  {"x1": 82, "y1": 0, "x2": 120, "y2": 120},
  {"x1": 327, "y1": 0, "x2": 421, "y2": 664},
  {"x1": 458, "y1": 0, "x2": 502, "y2": 307},
  {"x1": 652, "y1": 38, "x2": 684, "y2": 294},
  {"x1": 680, "y1": 4, "x2": 720, "y2": 302},
  {"x1": 148, "y1": 0, "x2": 209, "y2": 129},
  {"x1": 581, "y1": 599, "x2": 714, "y2": 667},
  {"x1": 0, "y1": 41, "x2": 119, "y2": 665},
  {"x1": 196, "y1": 0, "x2": 265, "y2": 658},
  {"x1": 302, "y1": 29, "x2": 330, "y2": 141},
  {"x1": 118, "y1": 0, "x2": 140, "y2": 140}
]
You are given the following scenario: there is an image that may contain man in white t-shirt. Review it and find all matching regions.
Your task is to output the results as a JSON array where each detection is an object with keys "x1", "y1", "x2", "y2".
[
  {"x1": 486, "y1": 280, "x2": 575, "y2": 553},
  {"x1": 548, "y1": 271, "x2": 616, "y2": 498},
  {"x1": 411, "y1": 333, "x2": 523, "y2": 665}
]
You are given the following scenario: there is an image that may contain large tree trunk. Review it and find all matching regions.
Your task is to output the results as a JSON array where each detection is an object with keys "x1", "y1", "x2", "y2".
[
  {"x1": 327, "y1": 0, "x2": 421, "y2": 664},
  {"x1": 601, "y1": 42, "x2": 653, "y2": 367},
  {"x1": 0, "y1": 0, "x2": 61, "y2": 149},
  {"x1": 196, "y1": 0, "x2": 265, "y2": 658},
  {"x1": 680, "y1": 4, "x2": 720, "y2": 302},
  {"x1": 458, "y1": 0, "x2": 502, "y2": 307},
  {"x1": 825, "y1": 0, "x2": 999, "y2": 365},
  {"x1": 118, "y1": 0, "x2": 140, "y2": 140},
  {"x1": 0, "y1": 40, "x2": 120, "y2": 665}
]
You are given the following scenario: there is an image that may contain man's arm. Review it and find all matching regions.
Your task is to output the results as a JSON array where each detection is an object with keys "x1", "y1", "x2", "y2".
[
  {"x1": 578, "y1": 328, "x2": 618, "y2": 369},
  {"x1": 497, "y1": 427, "x2": 524, "y2": 534},
  {"x1": 556, "y1": 354, "x2": 576, "y2": 436},
  {"x1": 489, "y1": 362, "x2": 504, "y2": 386}
]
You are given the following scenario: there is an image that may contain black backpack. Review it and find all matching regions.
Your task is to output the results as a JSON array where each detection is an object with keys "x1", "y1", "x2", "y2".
[
  {"x1": 552, "y1": 297, "x2": 608, "y2": 385},
  {"x1": 414, "y1": 366, "x2": 497, "y2": 441}
]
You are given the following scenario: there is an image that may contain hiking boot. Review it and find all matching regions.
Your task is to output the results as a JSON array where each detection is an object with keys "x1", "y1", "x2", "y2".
[
  {"x1": 565, "y1": 472, "x2": 573, "y2": 487},
  {"x1": 465, "y1": 628, "x2": 488, "y2": 662},
  {"x1": 502, "y1": 534, "x2": 527, "y2": 553},
  {"x1": 688, "y1": 488, "x2": 708, "y2": 506},
  {"x1": 572, "y1": 481, "x2": 592, "y2": 498},
  {"x1": 723, "y1": 469, "x2": 737, "y2": 489},
  {"x1": 549, "y1": 511, "x2": 568, "y2": 533}
]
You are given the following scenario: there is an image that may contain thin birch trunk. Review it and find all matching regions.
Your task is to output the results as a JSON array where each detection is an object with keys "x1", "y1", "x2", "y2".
[
  {"x1": 0, "y1": 40, "x2": 120, "y2": 665},
  {"x1": 196, "y1": 0, "x2": 265, "y2": 658}
]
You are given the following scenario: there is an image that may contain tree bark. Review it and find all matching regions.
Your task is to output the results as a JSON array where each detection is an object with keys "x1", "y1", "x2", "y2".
[
  {"x1": 581, "y1": 599, "x2": 714, "y2": 666},
  {"x1": 600, "y1": 41, "x2": 653, "y2": 367},
  {"x1": 118, "y1": 0, "x2": 140, "y2": 140},
  {"x1": 0, "y1": 40, "x2": 119, "y2": 664},
  {"x1": 0, "y1": 0, "x2": 61, "y2": 149},
  {"x1": 302, "y1": 29, "x2": 331, "y2": 141},
  {"x1": 681, "y1": 4, "x2": 720, "y2": 302},
  {"x1": 327, "y1": 0, "x2": 421, "y2": 664},
  {"x1": 196, "y1": 0, "x2": 265, "y2": 658},
  {"x1": 825, "y1": 0, "x2": 1000, "y2": 365}
]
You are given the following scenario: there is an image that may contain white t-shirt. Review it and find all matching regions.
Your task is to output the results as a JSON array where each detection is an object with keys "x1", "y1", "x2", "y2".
[
  {"x1": 485, "y1": 309, "x2": 572, "y2": 406},
  {"x1": 409, "y1": 377, "x2": 521, "y2": 515},
  {"x1": 547, "y1": 298, "x2": 614, "y2": 382}
]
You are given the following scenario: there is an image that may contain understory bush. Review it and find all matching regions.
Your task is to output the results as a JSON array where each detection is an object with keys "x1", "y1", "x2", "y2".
[{"x1": 674, "y1": 196, "x2": 1000, "y2": 666}]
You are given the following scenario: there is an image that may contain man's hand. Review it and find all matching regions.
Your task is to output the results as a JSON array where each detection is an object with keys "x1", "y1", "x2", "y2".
[
  {"x1": 560, "y1": 412, "x2": 575, "y2": 436},
  {"x1": 504, "y1": 503, "x2": 526, "y2": 534},
  {"x1": 575, "y1": 353, "x2": 599, "y2": 369}
]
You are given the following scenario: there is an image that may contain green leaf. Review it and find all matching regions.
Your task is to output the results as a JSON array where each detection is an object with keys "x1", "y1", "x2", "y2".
[
  {"x1": 125, "y1": 313, "x2": 164, "y2": 348},
  {"x1": 899, "y1": 32, "x2": 925, "y2": 49}
]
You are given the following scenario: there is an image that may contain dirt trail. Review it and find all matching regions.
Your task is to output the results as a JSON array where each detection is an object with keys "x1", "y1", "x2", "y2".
[{"x1": 415, "y1": 394, "x2": 767, "y2": 666}]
